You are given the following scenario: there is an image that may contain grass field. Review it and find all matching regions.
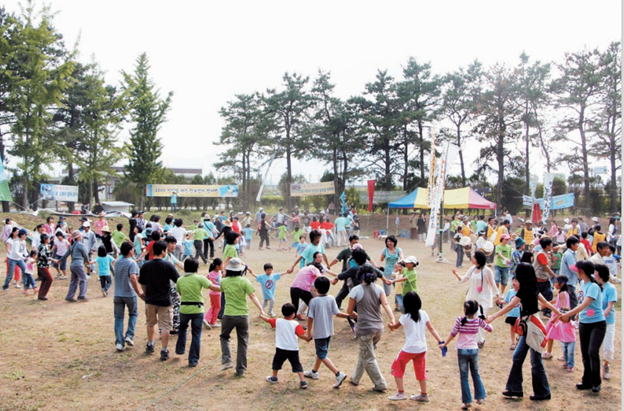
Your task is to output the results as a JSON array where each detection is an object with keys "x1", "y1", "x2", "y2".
[{"x1": 0, "y1": 213, "x2": 620, "y2": 410}]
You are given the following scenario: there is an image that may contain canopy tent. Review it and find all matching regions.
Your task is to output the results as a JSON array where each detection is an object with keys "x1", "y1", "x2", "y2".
[
  {"x1": 388, "y1": 188, "x2": 428, "y2": 209},
  {"x1": 388, "y1": 187, "x2": 497, "y2": 210}
]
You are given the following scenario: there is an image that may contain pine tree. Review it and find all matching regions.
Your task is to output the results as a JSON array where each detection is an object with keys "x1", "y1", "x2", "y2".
[{"x1": 121, "y1": 53, "x2": 172, "y2": 210}]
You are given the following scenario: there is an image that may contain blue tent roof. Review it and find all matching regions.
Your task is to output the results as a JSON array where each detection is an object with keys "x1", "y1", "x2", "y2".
[{"x1": 388, "y1": 189, "x2": 419, "y2": 208}]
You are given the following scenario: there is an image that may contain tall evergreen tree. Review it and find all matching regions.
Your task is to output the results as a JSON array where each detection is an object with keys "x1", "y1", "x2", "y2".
[
  {"x1": 5, "y1": 3, "x2": 74, "y2": 208},
  {"x1": 441, "y1": 60, "x2": 483, "y2": 186},
  {"x1": 121, "y1": 53, "x2": 172, "y2": 209},
  {"x1": 553, "y1": 48, "x2": 602, "y2": 216},
  {"x1": 264, "y1": 72, "x2": 314, "y2": 212}
]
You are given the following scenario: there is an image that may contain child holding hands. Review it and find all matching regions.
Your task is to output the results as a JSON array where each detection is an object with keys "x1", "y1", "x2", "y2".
[
  {"x1": 387, "y1": 291, "x2": 443, "y2": 402},
  {"x1": 441, "y1": 300, "x2": 492, "y2": 409},
  {"x1": 261, "y1": 303, "x2": 310, "y2": 389},
  {"x1": 303, "y1": 276, "x2": 353, "y2": 388}
]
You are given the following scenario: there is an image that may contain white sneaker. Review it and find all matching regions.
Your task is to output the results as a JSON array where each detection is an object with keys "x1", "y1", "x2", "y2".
[
  {"x1": 333, "y1": 372, "x2": 347, "y2": 388},
  {"x1": 410, "y1": 394, "x2": 430, "y2": 402},
  {"x1": 15, "y1": 283, "x2": 21, "y2": 289},
  {"x1": 304, "y1": 370, "x2": 319, "y2": 380},
  {"x1": 124, "y1": 337, "x2": 134, "y2": 347},
  {"x1": 115, "y1": 343, "x2": 126, "y2": 352},
  {"x1": 388, "y1": 393, "x2": 407, "y2": 401},
  {"x1": 203, "y1": 319, "x2": 212, "y2": 330}
]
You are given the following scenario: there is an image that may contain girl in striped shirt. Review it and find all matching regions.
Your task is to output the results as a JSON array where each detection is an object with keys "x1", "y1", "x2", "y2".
[{"x1": 442, "y1": 300, "x2": 493, "y2": 409}]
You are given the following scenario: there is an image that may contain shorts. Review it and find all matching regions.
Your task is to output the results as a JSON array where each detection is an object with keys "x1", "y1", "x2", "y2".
[
  {"x1": 505, "y1": 316, "x2": 518, "y2": 326},
  {"x1": 145, "y1": 304, "x2": 173, "y2": 331},
  {"x1": 391, "y1": 350, "x2": 427, "y2": 381},
  {"x1": 314, "y1": 337, "x2": 332, "y2": 360},
  {"x1": 494, "y1": 266, "x2": 510, "y2": 286},
  {"x1": 52, "y1": 254, "x2": 66, "y2": 270},
  {"x1": 272, "y1": 348, "x2": 303, "y2": 373}
]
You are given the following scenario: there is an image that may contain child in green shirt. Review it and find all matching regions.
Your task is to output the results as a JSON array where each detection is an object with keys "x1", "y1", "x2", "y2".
[
  {"x1": 277, "y1": 225, "x2": 288, "y2": 251},
  {"x1": 392, "y1": 256, "x2": 419, "y2": 296}
]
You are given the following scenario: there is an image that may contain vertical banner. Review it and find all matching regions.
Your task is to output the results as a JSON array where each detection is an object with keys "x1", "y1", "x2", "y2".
[
  {"x1": 542, "y1": 172, "x2": 555, "y2": 221},
  {"x1": 256, "y1": 154, "x2": 276, "y2": 202},
  {"x1": 367, "y1": 180, "x2": 375, "y2": 212},
  {"x1": 426, "y1": 142, "x2": 459, "y2": 247},
  {"x1": 340, "y1": 191, "x2": 347, "y2": 215}
]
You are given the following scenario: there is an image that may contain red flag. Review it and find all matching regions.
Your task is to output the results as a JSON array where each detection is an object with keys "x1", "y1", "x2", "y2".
[
  {"x1": 367, "y1": 180, "x2": 375, "y2": 212},
  {"x1": 532, "y1": 203, "x2": 542, "y2": 224}
]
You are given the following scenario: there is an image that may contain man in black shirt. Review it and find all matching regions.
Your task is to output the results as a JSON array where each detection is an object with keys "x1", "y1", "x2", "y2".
[{"x1": 139, "y1": 240, "x2": 180, "y2": 361}]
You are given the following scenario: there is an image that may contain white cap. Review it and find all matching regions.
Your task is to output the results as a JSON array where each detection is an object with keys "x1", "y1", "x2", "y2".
[
  {"x1": 564, "y1": 218, "x2": 570, "y2": 224},
  {"x1": 82, "y1": 221, "x2": 91, "y2": 227},
  {"x1": 592, "y1": 216, "x2": 599, "y2": 222},
  {"x1": 403, "y1": 255, "x2": 418, "y2": 264}
]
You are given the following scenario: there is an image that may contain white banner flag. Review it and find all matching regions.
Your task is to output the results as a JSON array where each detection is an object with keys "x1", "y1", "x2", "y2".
[
  {"x1": 426, "y1": 143, "x2": 459, "y2": 247},
  {"x1": 542, "y1": 172, "x2": 555, "y2": 221}
]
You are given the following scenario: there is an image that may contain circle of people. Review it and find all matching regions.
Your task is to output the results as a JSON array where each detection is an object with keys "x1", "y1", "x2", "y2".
[{"x1": 1, "y1": 208, "x2": 619, "y2": 408}]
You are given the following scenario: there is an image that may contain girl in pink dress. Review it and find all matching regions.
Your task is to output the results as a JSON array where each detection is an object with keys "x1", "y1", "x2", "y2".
[{"x1": 543, "y1": 276, "x2": 576, "y2": 371}]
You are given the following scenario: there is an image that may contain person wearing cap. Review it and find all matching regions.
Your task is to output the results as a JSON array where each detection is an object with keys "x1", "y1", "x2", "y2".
[
  {"x1": 510, "y1": 237, "x2": 526, "y2": 278},
  {"x1": 59, "y1": 230, "x2": 96, "y2": 302},
  {"x1": 494, "y1": 234, "x2": 513, "y2": 295},
  {"x1": 2, "y1": 228, "x2": 28, "y2": 291},
  {"x1": 460, "y1": 217, "x2": 473, "y2": 238},
  {"x1": 97, "y1": 226, "x2": 120, "y2": 259},
  {"x1": 392, "y1": 256, "x2": 419, "y2": 298},
  {"x1": 80, "y1": 221, "x2": 97, "y2": 275},
  {"x1": 138, "y1": 240, "x2": 180, "y2": 360},
  {"x1": 220, "y1": 258, "x2": 265, "y2": 376}
]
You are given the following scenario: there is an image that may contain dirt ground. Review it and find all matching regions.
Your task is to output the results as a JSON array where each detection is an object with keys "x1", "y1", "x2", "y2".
[{"x1": 0, "y1": 213, "x2": 621, "y2": 411}]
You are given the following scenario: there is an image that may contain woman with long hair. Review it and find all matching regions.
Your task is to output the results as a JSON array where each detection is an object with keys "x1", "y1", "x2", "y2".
[
  {"x1": 451, "y1": 251, "x2": 501, "y2": 348},
  {"x1": 559, "y1": 261, "x2": 607, "y2": 393},
  {"x1": 486, "y1": 263, "x2": 561, "y2": 401}
]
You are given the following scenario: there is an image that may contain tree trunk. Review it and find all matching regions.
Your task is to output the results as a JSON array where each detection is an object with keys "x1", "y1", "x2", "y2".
[
  {"x1": 333, "y1": 146, "x2": 339, "y2": 214},
  {"x1": 403, "y1": 126, "x2": 409, "y2": 191},
  {"x1": 456, "y1": 124, "x2": 466, "y2": 186},
  {"x1": 286, "y1": 145, "x2": 292, "y2": 212},
  {"x1": 524, "y1": 105, "x2": 530, "y2": 195},
  {"x1": 22, "y1": 173, "x2": 28, "y2": 210},
  {"x1": 578, "y1": 106, "x2": 590, "y2": 217},
  {"x1": 385, "y1": 138, "x2": 392, "y2": 190},
  {"x1": 496, "y1": 127, "x2": 505, "y2": 210}
]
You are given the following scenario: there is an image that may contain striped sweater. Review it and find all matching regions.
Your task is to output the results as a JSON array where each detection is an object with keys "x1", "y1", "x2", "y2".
[{"x1": 450, "y1": 316, "x2": 493, "y2": 349}]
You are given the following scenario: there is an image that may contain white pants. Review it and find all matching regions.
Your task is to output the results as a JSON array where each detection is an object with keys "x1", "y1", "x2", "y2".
[
  {"x1": 604, "y1": 323, "x2": 615, "y2": 363},
  {"x1": 337, "y1": 230, "x2": 348, "y2": 247}
]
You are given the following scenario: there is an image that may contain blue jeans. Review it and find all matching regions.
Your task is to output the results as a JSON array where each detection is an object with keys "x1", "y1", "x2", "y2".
[
  {"x1": 23, "y1": 272, "x2": 36, "y2": 289},
  {"x1": 176, "y1": 313, "x2": 204, "y2": 365},
  {"x1": 562, "y1": 341, "x2": 575, "y2": 368},
  {"x1": 113, "y1": 296, "x2": 138, "y2": 346},
  {"x1": 3, "y1": 258, "x2": 26, "y2": 290},
  {"x1": 455, "y1": 245, "x2": 464, "y2": 267},
  {"x1": 100, "y1": 275, "x2": 112, "y2": 292},
  {"x1": 505, "y1": 335, "x2": 550, "y2": 397},
  {"x1": 395, "y1": 294, "x2": 404, "y2": 313},
  {"x1": 494, "y1": 266, "x2": 510, "y2": 287},
  {"x1": 458, "y1": 349, "x2": 486, "y2": 404}
]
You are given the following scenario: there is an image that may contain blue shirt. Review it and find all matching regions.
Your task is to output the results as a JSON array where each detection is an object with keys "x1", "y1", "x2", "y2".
[
  {"x1": 505, "y1": 289, "x2": 520, "y2": 318},
  {"x1": 560, "y1": 249, "x2": 578, "y2": 286},
  {"x1": 601, "y1": 282, "x2": 617, "y2": 325},
  {"x1": 302, "y1": 243, "x2": 324, "y2": 265},
  {"x1": 578, "y1": 281, "x2": 605, "y2": 324},
  {"x1": 113, "y1": 257, "x2": 139, "y2": 298},
  {"x1": 171, "y1": 194, "x2": 177, "y2": 204},
  {"x1": 242, "y1": 227, "x2": 254, "y2": 240},
  {"x1": 96, "y1": 255, "x2": 114, "y2": 277},
  {"x1": 476, "y1": 220, "x2": 487, "y2": 234},
  {"x1": 183, "y1": 239, "x2": 193, "y2": 255},
  {"x1": 334, "y1": 217, "x2": 347, "y2": 231},
  {"x1": 383, "y1": 247, "x2": 402, "y2": 274},
  {"x1": 256, "y1": 273, "x2": 282, "y2": 300}
]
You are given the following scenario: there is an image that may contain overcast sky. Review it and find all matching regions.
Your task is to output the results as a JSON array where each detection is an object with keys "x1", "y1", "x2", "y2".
[{"x1": 5, "y1": 0, "x2": 622, "y2": 186}]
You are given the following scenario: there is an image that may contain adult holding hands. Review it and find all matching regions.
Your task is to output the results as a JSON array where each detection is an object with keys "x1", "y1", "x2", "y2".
[{"x1": 486, "y1": 263, "x2": 561, "y2": 402}]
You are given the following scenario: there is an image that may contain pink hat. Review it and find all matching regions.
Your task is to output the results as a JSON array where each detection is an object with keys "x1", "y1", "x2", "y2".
[
  {"x1": 71, "y1": 230, "x2": 82, "y2": 239},
  {"x1": 500, "y1": 234, "x2": 511, "y2": 240},
  {"x1": 351, "y1": 243, "x2": 363, "y2": 250},
  {"x1": 569, "y1": 264, "x2": 579, "y2": 273}
]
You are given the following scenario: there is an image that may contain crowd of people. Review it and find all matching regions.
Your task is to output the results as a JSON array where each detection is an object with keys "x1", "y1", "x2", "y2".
[{"x1": 0, "y1": 207, "x2": 620, "y2": 408}]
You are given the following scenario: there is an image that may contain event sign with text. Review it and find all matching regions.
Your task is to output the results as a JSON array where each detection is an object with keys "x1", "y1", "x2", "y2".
[
  {"x1": 40, "y1": 184, "x2": 78, "y2": 202},
  {"x1": 146, "y1": 184, "x2": 239, "y2": 198},
  {"x1": 290, "y1": 182, "x2": 335, "y2": 197}
]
